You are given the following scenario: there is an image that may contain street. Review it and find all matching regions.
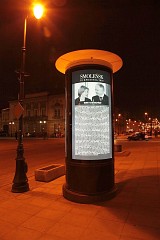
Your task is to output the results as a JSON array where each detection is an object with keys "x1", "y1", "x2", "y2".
[
  {"x1": 0, "y1": 138, "x2": 65, "y2": 188},
  {"x1": 0, "y1": 136, "x2": 159, "y2": 190},
  {"x1": 0, "y1": 136, "x2": 160, "y2": 240},
  {"x1": 116, "y1": 135, "x2": 160, "y2": 152}
]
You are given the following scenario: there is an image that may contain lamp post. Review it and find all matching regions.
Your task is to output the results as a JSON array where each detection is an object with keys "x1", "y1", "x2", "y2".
[
  {"x1": 144, "y1": 112, "x2": 148, "y2": 133},
  {"x1": 12, "y1": 3, "x2": 44, "y2": 193},
  {"x1": 149, "y1": 117, "x2": 152, "y2": 136},
  {"x1": 40, "y1": 120, "x2": 46, "y2": 131},
  {"x1": 9, "y1": 121, "x2": 15, "y2": 137},
  {"x1": 118, "y1": 113, "x2": 121, "y2": 135}
]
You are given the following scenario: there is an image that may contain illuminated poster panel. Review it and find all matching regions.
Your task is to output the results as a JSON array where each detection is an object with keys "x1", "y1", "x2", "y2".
[{"x1": 72, "y1": 69, "x2": 112, "y2": 160}]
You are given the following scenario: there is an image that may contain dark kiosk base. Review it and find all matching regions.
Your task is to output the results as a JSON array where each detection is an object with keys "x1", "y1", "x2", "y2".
[
  {"x1": 63, "y1": 185, "x2": 117, "y2": 204},
  {"x1": 62, "y1": 160, "x2": 117, "y2": 204}
]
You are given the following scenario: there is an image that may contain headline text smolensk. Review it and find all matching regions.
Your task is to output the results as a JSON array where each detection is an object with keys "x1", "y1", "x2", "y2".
[{"x1": 80, "y1": 73, "x2": 104, "y2": 81}]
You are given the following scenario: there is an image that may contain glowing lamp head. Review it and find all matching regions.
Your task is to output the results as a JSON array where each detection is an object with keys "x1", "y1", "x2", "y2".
[{"x1": 33, "y1": 3, "x2": 44, "y2": 19}]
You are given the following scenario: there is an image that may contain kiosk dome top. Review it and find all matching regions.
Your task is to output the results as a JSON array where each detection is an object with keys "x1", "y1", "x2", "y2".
[{"x1": 55, "y1": 49, "x2": 123, "y2": 74}]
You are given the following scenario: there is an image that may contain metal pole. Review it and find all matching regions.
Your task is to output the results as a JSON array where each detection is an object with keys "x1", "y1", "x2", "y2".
[
  {"x1": 12, "y1": 17, "x2": 29, "y2": 193},
  {"x1": 11, "y1": 122, "x2": 12, "y2": 137}
]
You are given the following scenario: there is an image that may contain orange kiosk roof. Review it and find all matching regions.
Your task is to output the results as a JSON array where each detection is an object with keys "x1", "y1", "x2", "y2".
[{"x1": 55, "y1": 49, "x2": 123, "y2": 74}]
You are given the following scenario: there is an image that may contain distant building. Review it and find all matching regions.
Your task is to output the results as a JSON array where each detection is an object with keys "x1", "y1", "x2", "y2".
[
  {"x1": 0, "y1": 92, "x2": 65, "y2": 137},
  {"x1": 0, "y1": 108, "x2": 10, "y2": 135}
]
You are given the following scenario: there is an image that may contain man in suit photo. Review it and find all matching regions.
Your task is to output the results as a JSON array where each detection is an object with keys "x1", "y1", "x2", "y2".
[{"x1": 92, "y1": 83, "x2": 109, "y2": 105}]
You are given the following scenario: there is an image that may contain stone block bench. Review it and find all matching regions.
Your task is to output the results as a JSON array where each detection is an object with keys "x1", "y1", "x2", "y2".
[{"x1": 35, "y1": 164, "x2": 65, "y2": 182}]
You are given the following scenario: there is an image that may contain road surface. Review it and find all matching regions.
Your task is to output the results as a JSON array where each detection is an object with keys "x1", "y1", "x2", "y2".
[
  {"x1": 0, "y1": 136, "x2": 159, "y2": 190},
  {"x1": 0, "y1": 138, "x2": 65, "y2": 189}
]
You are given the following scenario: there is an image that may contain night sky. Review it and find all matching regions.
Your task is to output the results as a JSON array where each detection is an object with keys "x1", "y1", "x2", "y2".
[{"x1": 0, "y1": 0, "x2": 160, "y2": 119}]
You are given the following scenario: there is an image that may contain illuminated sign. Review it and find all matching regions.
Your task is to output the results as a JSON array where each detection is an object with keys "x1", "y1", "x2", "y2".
[{"x1": 72, "y1": 69, "x2": 112, "y2": 160}]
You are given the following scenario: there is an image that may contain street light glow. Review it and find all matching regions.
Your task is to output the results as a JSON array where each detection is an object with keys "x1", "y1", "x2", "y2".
[{"x1": 33, "y1": 3, "x2": 44, "y2": 19}]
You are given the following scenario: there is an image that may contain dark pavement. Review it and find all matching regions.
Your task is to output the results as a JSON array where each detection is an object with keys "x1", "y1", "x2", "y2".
[{"x1": 0, "y1": 137, "x2": 160, "y2": 239}]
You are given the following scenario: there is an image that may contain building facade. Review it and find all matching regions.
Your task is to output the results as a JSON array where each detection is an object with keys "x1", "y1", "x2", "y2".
[
  {"x1": 0, "y1": 92, "x2": 65, "y2": 138},
  {"x1": 0, "y1": 108, "x2": 10, "y2": 136}
]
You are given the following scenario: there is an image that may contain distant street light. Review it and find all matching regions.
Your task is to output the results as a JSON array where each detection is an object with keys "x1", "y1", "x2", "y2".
[
  {"x1": 12, "y1": 3, "x2": 44, "y2": 193},
  {"x1": 39, "y1": 120, "x2": 46, "y2": 132},
  {"x1": 118, "y1": 113, "x2": 121, "y2": 135},
  {"x1": 149, "y1": 117, "x2": 152, "y2": 136},
  {"x1": 144, "y1": 112, "x2": 148, "y2": 133},
  {"x1": 9, "y1": 121, "x2": 15, "y2": 137},
  {"x1": 144, "y1": 112, "x2": 148, "y2": 118}
]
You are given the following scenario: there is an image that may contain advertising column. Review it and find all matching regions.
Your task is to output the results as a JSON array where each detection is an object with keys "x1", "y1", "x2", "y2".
[{"x1": 55, "y1": 50, "x2": 122, "y2": 203}]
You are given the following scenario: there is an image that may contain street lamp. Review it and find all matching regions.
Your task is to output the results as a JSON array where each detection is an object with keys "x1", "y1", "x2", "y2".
[
  {"x1": 9, "y1": 121, "x2": 15, "y2": 137},
  {"x1": 12, "y1": 3, "x2": 44, "y2": 193},
  {"x1": 118, "y1": 113, "x2": 121, "y2": 135},
  {"x1": 148, "y1": 117, "x2": 152, "y2": 136},
  {"x1": 144, "y1": 112, "x2": 148, "y2": 133}
]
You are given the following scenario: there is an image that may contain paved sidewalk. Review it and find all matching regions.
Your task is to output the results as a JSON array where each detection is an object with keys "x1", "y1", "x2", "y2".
[{"x1": 0, "y1": 143, "x2": 160, "y2": 240}]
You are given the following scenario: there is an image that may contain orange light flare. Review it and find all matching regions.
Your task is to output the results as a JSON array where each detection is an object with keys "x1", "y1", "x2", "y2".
[{"x1": 33, "y1": 3, "x2": 45, "y2": 19}]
